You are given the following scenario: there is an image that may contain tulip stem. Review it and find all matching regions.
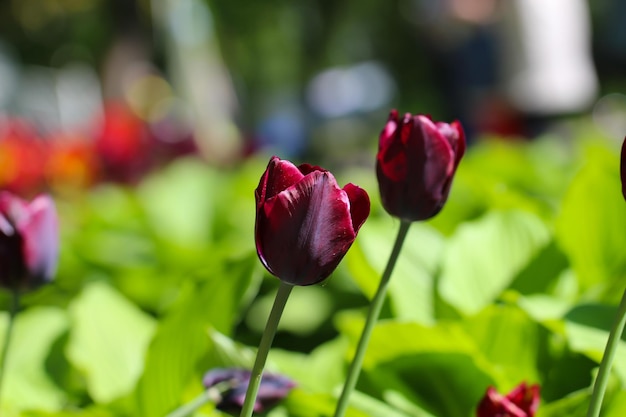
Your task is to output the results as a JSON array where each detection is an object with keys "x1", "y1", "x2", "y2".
[
  {"x1": 0, "y1": 289, "x2": 19, "y2": 404},
  {"x1": 333, "y1": 220, "x2": 411, "y2": 417},
  {"x1": 166, "y1": 379, "x2": 242, "y2": 417},
  {"x1": 240, "y1": 282, "x2": 293, "y2": 417},
  {"x1": 586, "y1": 286, "x2": 626, "y2": 417},
  {"x1": 165, "y1": 391, "x2": 212, "y2": 417}
]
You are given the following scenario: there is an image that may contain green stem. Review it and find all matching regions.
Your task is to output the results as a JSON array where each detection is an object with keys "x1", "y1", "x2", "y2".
[
  {"x1": 586, "y1": 286, "x2": 626, "y2": 417},
  {"x1": 239, "y1": 282, "x2": 293, "y2": 417},
  {"x1": 165, "y1": 391, "x2": 212, "y2": 417},
  {"x1": 166, "y1": 379, "x2": 242, "y2": 417},
  {"x1": 333, "y1": 220, "x2": 412, "y2": 417},
  {"x1": 0, "y1": 289, "x2": 19, "y2": 402}
]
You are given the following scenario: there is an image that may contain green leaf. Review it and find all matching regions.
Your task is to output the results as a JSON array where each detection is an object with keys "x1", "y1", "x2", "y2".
[
  {"x1": 336, "y1": 304, "x2": 547, "y2": 416},
  {"x1": 283, "y1": 390, "x2": 366, "y2": 417},
  {"x1": 245, "y1": 285, "x2": 333, "y2": 336},
  {"x1": 339, "y1": 319, "x2": 478, "y2": 370},
  {"x1": 269, "y1": 336, "x2": 349, "y2": 393},
  {"x1": 0, "y1": 307, "x2": 69, "y2": 415},
  {"x1": 555, "y1": 144, "x2": 626, "y2": 294},
  {"x1": 564, "y1": 303, "x2": 626, "y2": 382},
  {"x1": 603, "y1": 389, "x2": 626, "y2": 417},
  {"x1": 66, "y1": 281, "x2": 156, "y2": 403},
  {"x1": 135, "y1": 254, "x2": 260, "y2": 417},
  {"x1": 22, "y1": 408, "x2": 115, "y2": 417},
  {"x1": 345, "y1": 390, "x2": 412, "y2": 417},
  {"x1": 137, "y1": 157, "x2": 219, "y2": 246},
  {"x1": 461, "y1": 304, "x2": 542, "y2": 387},
  {"x1": 439, "y1": 210, "x2": 551, "y2": 315},
  {"x1": 537, "y1": 388, "x2": 589, "y2": 417},
  {"x1": 432, "y1": 137, "x2": 576, "y2": 235},
  {"x1": 347, "y1": 217, "x2": 445, "y2": 324}
]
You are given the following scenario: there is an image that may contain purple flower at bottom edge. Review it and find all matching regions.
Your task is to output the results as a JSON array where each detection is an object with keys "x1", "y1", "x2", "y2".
[{"x1": 203, "y1": 368, "x2": 297, "y2": 415}]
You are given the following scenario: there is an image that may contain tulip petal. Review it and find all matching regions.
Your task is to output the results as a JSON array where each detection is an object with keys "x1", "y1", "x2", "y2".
[
  {"x1": 17, "y1": 195, "x2": 59, "y2": 284},
  {"x1": 256, "y1": 156, "x2": 305, "y2": 205},
  {"x1": 477, "y1": 387, "x2": 526, "y2": 417},
  {"x1": 343, "y1": 183, "x2": 370, "y2": 232},
  {"x1": 0, "y1": 192, "x2": 29, "y2": 222},
  {"x1": 507, "y1": 383, "x2": 540, "y2": 416},
  {"x1": 380, "y1": 110, "x2": 399, "y2": 148},
  {"x1": 404, "y1": 116, "x2": 454, "y2": 213},
  {"x1": 450, "y1": 120, "x2": 466, "y2": 167},
  {"x1": 0, "y1": 192, "x2": 59, "y2": 290},
  {"x1": 257, "y1": 171, "x2": 357, "y2": 285},
  {"x1": 377, "y1": 111, "x2": 407, "y2": 182},
  {"x1": 0, "y1": 213, "x2": 15, "y2": 236},
  {"x1": 298, "y1": 163, "x2": 325, "y2": 176},
  {"x1": 414, "y1": 115, "x2": 455, "y2": 178}
]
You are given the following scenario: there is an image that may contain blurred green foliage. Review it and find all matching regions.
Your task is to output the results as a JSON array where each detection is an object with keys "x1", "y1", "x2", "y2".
[{"x1": 2, "y1": 123, "x2": 626, "y2": 416}]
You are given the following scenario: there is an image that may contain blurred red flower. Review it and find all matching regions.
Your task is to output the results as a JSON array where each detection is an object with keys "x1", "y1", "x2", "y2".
[{"x1": 477, "y1": 383, "x2": 540, "y2": 417}]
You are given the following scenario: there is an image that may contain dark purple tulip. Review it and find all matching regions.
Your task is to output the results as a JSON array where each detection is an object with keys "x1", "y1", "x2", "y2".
[
  {"x1": 376, "y1": 110, "x2": 466, "y2": 221},
  {"x1": 255, "y1": 156, "x2": 370, "y2": 286},
  {"x1": 0, "y1": 192, "x2": 58, "y2": 291},
  {"x1": 476, "y1": 383, "x2": 540, "y2": 417},
  {"x1": 203, "y1": 368, "x2": 296, "y2": 415},
  {"x1": 621, "y1": 136, "x2": 626, "y2": 200}
]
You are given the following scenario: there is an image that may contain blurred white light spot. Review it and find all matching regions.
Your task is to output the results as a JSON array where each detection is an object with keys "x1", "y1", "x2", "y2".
[
  {"x1": 168, "y1": 0, "x2": 213, "y2": 47},
  {"x1": 592, "y1": 93, "x2": 626, "y2": 141},
  {"x1": 56, "y1": 63, "x2": 102, "y2": 131},
  {"x1": 307, "y1": 61, "x2": 394, "y2": 118}
]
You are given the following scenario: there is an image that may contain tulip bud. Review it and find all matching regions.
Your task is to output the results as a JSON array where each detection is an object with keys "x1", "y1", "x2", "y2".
[
  {"x1": 621, "y1": 136, "x2": 626, "y2": 201},
  {"x1": 0, "y1": 192, "x2": 59, "y2": 291},
  {"x1": 376, "y1": 110, "x2": 465, "y2": 221},
  {"x1": 203, "y1": 368, "x2": 296, "y2": 415},
  {"x1": 255, "y1": 156, "x2": 370, "y2": 286},
  {"x1": 476, "y1": 382, "x2": 540, "y2": 417}
]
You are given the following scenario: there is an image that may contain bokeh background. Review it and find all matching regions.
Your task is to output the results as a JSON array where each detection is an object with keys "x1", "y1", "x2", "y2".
[
  {"x1": 1, "y1": 0, "x2": 626, "y2": 190},
  {"x1": 2, "y1": 1, "x2": 626, "y2": 416}
]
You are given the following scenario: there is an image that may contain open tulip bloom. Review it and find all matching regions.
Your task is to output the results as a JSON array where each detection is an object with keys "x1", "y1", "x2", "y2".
[
  {"x1": 255, "y1": 156, "x2": 370, "y2": 286},
  {"x1": 235, "y1": 156, "x2": 369, "y2": 417}
]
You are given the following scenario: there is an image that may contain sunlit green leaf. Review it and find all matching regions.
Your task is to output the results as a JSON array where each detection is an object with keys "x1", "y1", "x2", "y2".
[
  {"x1": 348, "y1": 217, "x2": 445, "y2": 324},
  {"x1": 137, "y1": 157, "x2": 219, "y2": 246},
  {"x1": 135, "y1": 254, "x2": 260, "y2": 417},
  {"x1": 439, "y1": 210, "x2": 551, "y2": 315},
  {"x1": 0, "y1": 307, "x2": 69, "y2": 415},
  {"x1": 555, "y1": 143, "x2": 626, "y2": 295},
  {"x1": 66, "y1": 282, "x2": 156, "y2": 403},
  {"x1": 269, "y1": 336, "x2": 349, "y2": 393}
]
